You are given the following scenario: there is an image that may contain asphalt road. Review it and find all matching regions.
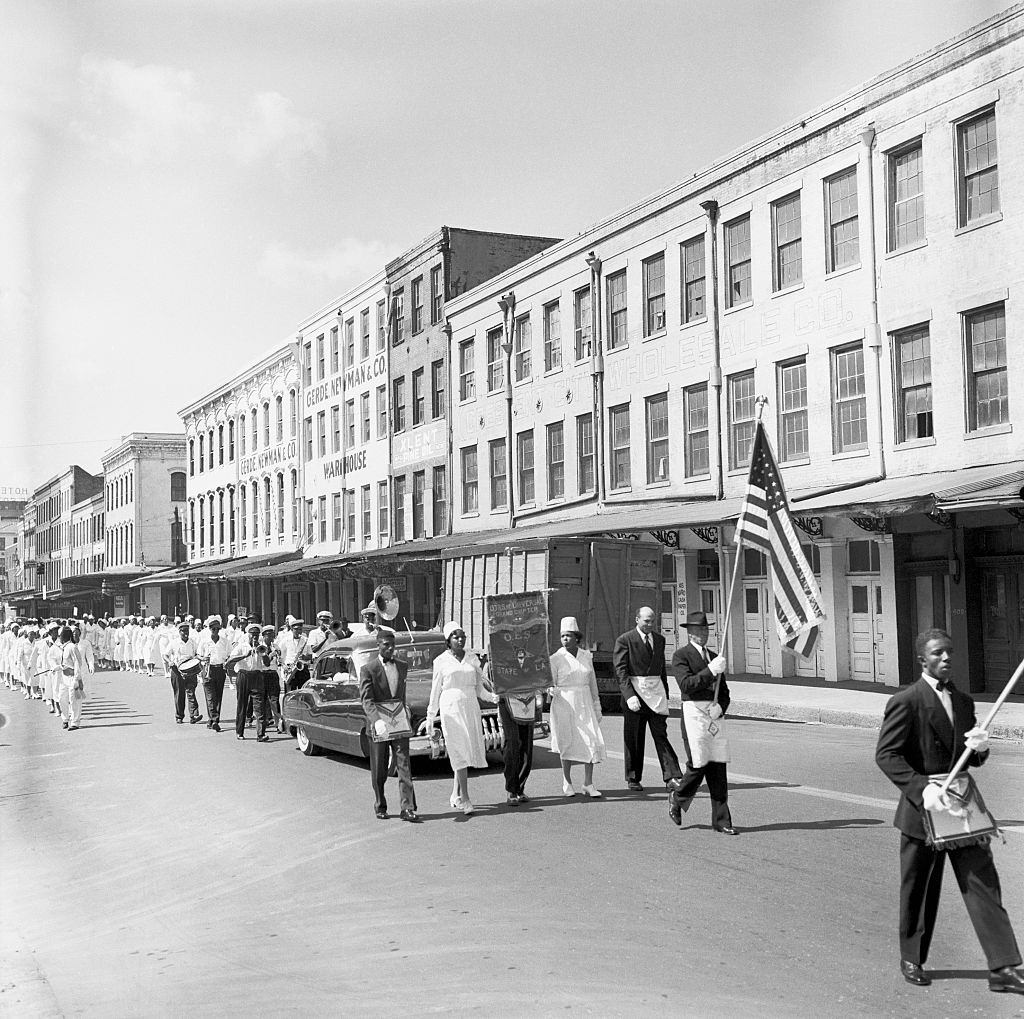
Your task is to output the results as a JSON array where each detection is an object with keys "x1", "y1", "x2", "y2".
[{"x1": 2, "y1": 668, "x2": 1022, "y2": 1018}]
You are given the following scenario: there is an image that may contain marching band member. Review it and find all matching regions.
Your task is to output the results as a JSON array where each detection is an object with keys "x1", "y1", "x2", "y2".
[
  {"x1": 198, "y1": 616, "x2": 230, "y2": 732},
  {"x1": 279, "y1": 618, "x2": 312, "y2": 693},
  {"x1": 233, "y1": 623, "x2": 270, "y2": 742},
  {"x1": 260, "y1": 624, "x2": 285, "y2": 735},
  {"x1": 167, "y1": 621, "x2": 203, "y2": 725},
  {"x1": 308, "y1": 610, "x2": 333, "y2": 656}
]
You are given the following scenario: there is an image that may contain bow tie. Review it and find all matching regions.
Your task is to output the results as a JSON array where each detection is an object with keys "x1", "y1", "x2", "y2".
[{"x1": 936, "y1": 679, "x2": 950, "y2": 692}]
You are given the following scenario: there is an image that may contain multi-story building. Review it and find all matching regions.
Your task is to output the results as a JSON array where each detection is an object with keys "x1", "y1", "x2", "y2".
[
  {"x1": 0, "y1": 498, "x2": 27, "y2": 619},
  {"x1": 444, "y1": 7, "x2": 1024, "y2": 691},
  {"x1": 69, "y1": 492, "x2": 105, "y2": 578}
]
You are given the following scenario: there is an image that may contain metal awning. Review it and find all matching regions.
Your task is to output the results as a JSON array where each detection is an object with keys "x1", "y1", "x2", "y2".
[{"x1": 935, "y1": 466, "x2": 1024, "y2": 511}]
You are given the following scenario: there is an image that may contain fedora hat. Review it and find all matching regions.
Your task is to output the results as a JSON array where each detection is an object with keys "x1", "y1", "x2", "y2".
[{"x1": 680, "y1": 611, "x2": 710, "y2": 628}]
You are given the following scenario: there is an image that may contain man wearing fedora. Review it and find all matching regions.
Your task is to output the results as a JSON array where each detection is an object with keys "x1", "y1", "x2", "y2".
[{"x1": 669, "y1": 610, "x2": 737, "y2": 834}]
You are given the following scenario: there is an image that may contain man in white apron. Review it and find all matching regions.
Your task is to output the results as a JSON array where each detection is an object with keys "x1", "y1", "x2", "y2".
[
  {"x1": 612, "y1": 606, "x2": 682, "y2": 792},
  {"x1": 669, "y1": 610, "x2": 735, "y2": 834}
]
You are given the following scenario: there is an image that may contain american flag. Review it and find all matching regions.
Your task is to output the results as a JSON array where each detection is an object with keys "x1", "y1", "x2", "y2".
[{"x1": 734, "y1": 421, "x2": 826, "y2": 659}]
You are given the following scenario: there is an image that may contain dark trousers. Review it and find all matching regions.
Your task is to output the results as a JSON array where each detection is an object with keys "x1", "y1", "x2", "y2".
[
  {"x1": 265, "y1": 671, "x2": 282, "y2": 726},
  {"x1": 498, "y1": 699, "x2": 534, "y2": 796},
  {"x1": 286, "y1": 665, "x2": 309, "y2": 693},
  {"x1": 202, "y1": 665, "x2": 226, "y2": 725},
  {"x1": 622, "y1": 700, "x2": 681, "y2": 785},
  {"x1": 170, "y1": 667, "x2": 201, "y2": 722},
  {"x1": 236, "y1": 670, "x2": 268, "y2": 738},
  {"x1": 368, "y1": 737, "x2": 415, "y2": 814},
  {"x1": 899, "y1": 834, "x2": 1021, "y2": 969},
  {"x1": 673, "y1": 716, "x2": 732, "y2": 828}
]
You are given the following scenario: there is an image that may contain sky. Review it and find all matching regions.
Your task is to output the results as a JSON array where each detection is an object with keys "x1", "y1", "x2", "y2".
[{"x1": 0, "y1": 0, "x2": 1012, "y2": 493}]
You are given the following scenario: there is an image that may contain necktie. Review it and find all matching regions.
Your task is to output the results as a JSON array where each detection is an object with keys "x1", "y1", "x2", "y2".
[
  {"x1": 702, "y1": 646, "x2": 710, "y2": 664},
  {"x1": 644, "y1": 635, "x2": 652, "y2": 653}
]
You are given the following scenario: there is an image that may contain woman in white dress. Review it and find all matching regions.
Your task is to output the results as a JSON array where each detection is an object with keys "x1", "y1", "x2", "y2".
[
  {"x1": 143, "y1": 617, "x2": 164, "y2": 676},
  {"x1": 549, "y1": 616, "x2": 605, "y2": 798},
  {"x1": 425, "y1": 622, "x2": 498, "y2": 815}
]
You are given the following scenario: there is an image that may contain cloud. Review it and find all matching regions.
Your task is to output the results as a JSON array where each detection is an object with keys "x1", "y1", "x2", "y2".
[
  {"x1": 72, "y1": 55, "x2": 210, "y2": 163},
  {"x1": 257, "y1": 238, "x2": 391, "y2": 289},
  {"x1": 234, "y1": 91, "x2": 325, "y2": 168}
]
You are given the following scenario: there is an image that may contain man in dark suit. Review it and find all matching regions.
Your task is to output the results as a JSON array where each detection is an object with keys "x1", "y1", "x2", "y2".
[
  {"x1": 876, "y1": 628, "x2": 1023, "y2": 993},
  {"x1": 359, "y1": 628, "x2": 418, "y2": 822},
  {"x1": 612, "y1": 606, "x2": 682, "y2": 792},
  {"x1": 669, "y1": 610, "x2": 736, "y2": 834}
]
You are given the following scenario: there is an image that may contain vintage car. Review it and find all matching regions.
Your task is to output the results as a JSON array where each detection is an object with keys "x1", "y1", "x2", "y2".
[{"x1": 282, "y1": 629, "x2": 548, "y2": 761}]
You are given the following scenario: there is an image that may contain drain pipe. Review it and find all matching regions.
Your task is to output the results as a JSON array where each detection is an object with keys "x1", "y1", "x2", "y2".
[
  {"x1": 700, "y1": 200, "x2": 724, "y2": 499},
  {"x1": 499, "y1": 291, "x2": 517, "y2": 529},
  {"x1": 585, "y1": 251, "x2": 606, "y2": 505}
]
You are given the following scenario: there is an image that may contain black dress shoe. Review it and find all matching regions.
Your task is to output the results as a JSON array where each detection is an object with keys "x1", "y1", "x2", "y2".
[
  {"x1": 236, "y1": 734, "x2": 245, "y2": 740},
  {"x1": 212, "y1": 723, "x2": 221, "y2": 732},
  {"x1": 506, "y1": 794, "x2": 521, "y2": 806},
  {"x1": 989, "y1": 966, "x2": 1024, "y2": 994},
  {"x1": 517, "y1": 793, "x2": 530, "y2": 803},
  {"x1": 627, "y1": 781, "x2": 644, "y2": 792},
  {"x1": 400, "y1": 809, "x2": 420, "y2": 822},
  {"x1": 375, "y1": 809, "x2": 388, "y2": 820},
  {"x1": 669, "y1": 802, "x2": 682, "y2": 827},
  {"x1": 713, "y1": 825, "x2": 739, "y2": 835},
  {"x1": 175, "y1": 718, "x2": 184, "y2": 724},
  {"x1": 190, "y1": 716, "x2": 203, "y2": 725},
  {"x1": 900, "y1": 960, "x2": 930, "y2": 986},
  {"x1": 666, "y1": 778, "x2": 684, "y2": 793}
]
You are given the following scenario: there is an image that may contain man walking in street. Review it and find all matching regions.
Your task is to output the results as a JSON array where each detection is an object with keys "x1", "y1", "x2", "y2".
[
  {"x1": 167, "y1": 621, "x2": 203, "y2": 725},
  {"x1": 612, "y1": 606, "x2": 682, "y2": 792},
  {"x1": 876, "y1": 628, "x2": 1024, "y2": 994},
  {"x1": 198, "y1": 616, "x2": 230, "y2": 732},
  {"x1": 56, "y1": 626, "x2": 86, "y2": 731}
]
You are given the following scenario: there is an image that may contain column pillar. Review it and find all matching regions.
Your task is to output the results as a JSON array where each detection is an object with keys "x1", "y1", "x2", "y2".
[
  {"x1": 877, "y1": 533, "x2": 898, "y2": 688},
  {"x1": 818, "y1": 538, "x2": 844, "y2": 684}
]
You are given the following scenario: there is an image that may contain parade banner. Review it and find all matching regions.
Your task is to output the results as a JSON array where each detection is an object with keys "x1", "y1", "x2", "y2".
[{"x1": 486, "y1": 591, "x2": 552, "y2": 696}]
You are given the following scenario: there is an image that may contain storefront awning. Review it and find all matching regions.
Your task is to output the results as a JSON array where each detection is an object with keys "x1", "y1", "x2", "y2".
[
  {"x1": 61, "y1": 568, "x2": 149, "y2": 597},
  {"x1": 935, "y1": 466, "x2": 1024, "y2": 511}
]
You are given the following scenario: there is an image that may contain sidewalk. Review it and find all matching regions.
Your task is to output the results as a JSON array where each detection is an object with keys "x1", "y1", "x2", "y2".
[{"x1": 667, "y1": 674, "x2": 1024, "y2": 742}]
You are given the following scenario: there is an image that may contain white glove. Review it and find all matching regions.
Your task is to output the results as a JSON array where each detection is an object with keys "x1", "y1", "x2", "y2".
[
  {"x1": 708, "y1": 655, "x2": 727, "y2": 676},
  {"x1": 626, "y1": 696, "x2": 642, "y2": 713},
  {"x1": 922, "y1": 783, "x2": 951, "y2": 813},
  {"x1": 373, "y1": 719, "x2": 388, "y2": 738},
  {"x1": 708, "y1": 703, "x2": 723, "y2": 720},
  {"x1": 964, "y1": 727, "x2": 990, "y2": 754}
]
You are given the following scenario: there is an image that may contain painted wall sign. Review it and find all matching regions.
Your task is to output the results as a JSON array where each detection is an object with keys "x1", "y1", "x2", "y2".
[
  {"x1": 239, "y1": 439, "x2": 297, "y2": 477},
  {"x1": 392, "y1": 420, "x2": 447, "y2": 469},
  {"x1": 323, "y1": 449, "x2": 367, "y2": 480}
]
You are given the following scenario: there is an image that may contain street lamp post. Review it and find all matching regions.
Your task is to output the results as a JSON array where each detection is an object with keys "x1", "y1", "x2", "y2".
[{"x1": 498, "y1": 291, "x2": 517, "y2": 529}]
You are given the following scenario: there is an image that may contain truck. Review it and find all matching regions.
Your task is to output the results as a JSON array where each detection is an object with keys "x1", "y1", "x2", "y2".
[{"x1": 441, "y1": 535, "x2": 663, "y2": 711}]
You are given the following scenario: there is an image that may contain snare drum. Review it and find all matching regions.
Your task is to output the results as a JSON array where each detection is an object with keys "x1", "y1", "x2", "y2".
[{"x1": 177, "y1": 657, "x2": 203, "y2": 681}]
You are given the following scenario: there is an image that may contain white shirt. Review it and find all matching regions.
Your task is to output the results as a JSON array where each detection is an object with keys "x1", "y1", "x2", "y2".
[
  {"x1": 382, "y1": 657, "x2": 399, "y2": 697},
  {"x1": 199, "y1": 632, "x2": 231, "y2": 666},
  {"x1": 689, "y1": 638, "x2": 710, "y2": 663},
  {"x1": 922, "y1": 672, "x2": 954, "y2": 725},
  {"x1": 169, "y1": 636, "x2": 198, "y2": 665}
]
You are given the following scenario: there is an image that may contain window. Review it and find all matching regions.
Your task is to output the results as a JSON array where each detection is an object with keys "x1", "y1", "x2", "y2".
[
  {"x1": 893, "y1": 325, "x2": 932, "y2": 442},
  {"x1": 431, "y1": 359, "x2": 446, "y2": 418},
  {"x1": 957, "y1": 108, "x2": 999, "y2": 226},
  {"x1": 198, "y1": 496, "x2": 205, "y2": 548},
  {"x1": 574, "y1": 286, "x2": 592, "y2": 360},
  {"x1": 489, "y1": 439, "x2": 507, "y2": 509},
  {"x1": 543, "y1": 301, "x2": 561, "y2": 372},
  {"x1": 607, "y1": 270, "x2": 627, "y2": 349},
  {"x1": 229, "y1": 486, "x2": 236, "y2": 543},
  {"x1": 848, "y1": 539, "x2": 880, "y2": 574},
  {"x1": 276, "y1": 474, "x2": 285, "y2": 536},
  {"x1": 303, "y1": 341, "x2": 312, "y2": 387},
  {"x1": 965, "y1": 304, "x2": 1008, "y2": 431},
  {"x1": 393, "y1": 477, "x2": 406, "y2": 541},
  {"x1": 547, "y1": 422, "x2": 564, "y2": 500},
  {"x1": 684, "y1": 384, "x2": 710, "y2": 477},
  {"x1": 377, "y1": 480, "x2": 389, "y2": 541},
  {"x1": 275, "y1": 395, "x2": 283, "y2": 442},
  {"x1": 609, "y1": 404, "x2": 630, "y2": 489},
  {"x1": 777, "y1": 359, "x2": 808, "y2": 460},
  {"x1": 345, "y1": 400, "x2": 355, "y2": 448},
  {"x1": 517, "y1": 429, "x2": 535, "y2": 504},
  {"x1": 432, "y1": 465, "x2": 447, "y2": 535},
  {"x1": 198, "y1": 435, "x2": 204, "y2": 473},
  {"x1": 304, "y1": 416, "x2": 312, "y2": 462},
  {"x1": 487, "y1": 327, "x2": 504, "y2": 392},
  {"x1": 461, "y1": 446, "x2": 478, "y2": 514},
  {"x1": 728, "y1": 371, "x2": 756, "y2": 468},
  {"x1": 360, "y1": 309, "x2": 370, "y2": 361},
  {"x1": 263, "y1": 478, "x2": 272, "y2": 538},
  {"x1": 218, "y1": 424, "x2": 225, "y2": 464},
  {"x1": 412, "y1": 276, "x2": 423, "y2": 334},
  {"x1": 345, "y1": 318, "x2": 355, "y2": 368},
  {"x1": 771, "y1": 193, "x2": 802, "y2": 290},
  {"x1": 289, "y1": 391, "x2": 297, "y2": 437},
  {"x1": 262, "y1": 404, "x2": 270, "y2": 448},
  {"x1": 831, "y1": 344, "x2": 868, "y2": 452},
  {"x1": 514, "y1": 315, "x2": 531, "y2": 382},
  {"x1": 412, "y1": 470, "x2": 425, "y2": 538},
  {"x1": 376, "y1": 385, "x2": 388, "y2": 437},
  {"x1": 332, "y1": 492, "x2": 342, "y2": 541},
  {"x1": 643, "y1": 253, "x2": 666, "y2": 334},
  {"x1": 330, "y1": 326, "x2": 340, "y2": 375},
  {"x1": 826, "y1": 168, "x2": 859, "y2": 271},
  {"x1": 411, "y1": 368, "x2": 425, "y2": 426},
  {"x1": 239, "y1": 414, "x2": 246, "y2": 457},
  {"x1": 430, "y1": 264, "x2": 443, "y2": 324},
  {"x1": 645, "y1": 393, "x2": 669, "y2": 482},
  {"x1": 360, "y1": 392, "x2": 370, "y2": 442},
  {"x1": 317, "y1": 333, "x2": 325, "y2": 380},
  {"x1": 725, "y1": 215, "x2": 751, "y2": 307},
  {"x1": 219, "y1": 490, "x2": 225, "y2": 545},
  {"x1": 393, "y1": 377, "x2": 406, "y2": 432},
  {"x1": 188, "y1": 439, "x2": 195, "y2": 476},
  {"x1": 252, "y1": 481, "x2": 259, "y2": 539},
  {"x1": 346, "y1": 490, "x2": 356, "y2": 546},
  {"x1": 290, "y1": 470, "x2": 298, "y2": 536},
  {"x1": 459, "y1": 340, "x2": 475, "y2": 401},
  {"x1": 681, "y1": 236, "x2": 706, "y2": 324},
  {"x1": 376, "y1": 299, "x2": 386, "y2": 351},
  {"x1": 228, "y1": 420, "x2": 235, "y2": 460},
  {"x1": 319, "y1": 494, "x2": 328, "y2": 542},
  {"x1": 362, "y1": 485, "x2": 371, "y2": 541},
  {"x1": 577, "y1": 413, "x2": 594, "y2": 494},
  {"x1": 888, "y1": 140, "x2": 925, "y2": 249},
  {"x1": 317, "y1": 410, "x2": 327, "y2": 457},
  {"x1": 250, "y1": 409, "x2": 257, "y2": 451},
  {"x1": 170, "y1": 472, "x2": 186, "y2": 501},
  {"x1": 393, "y1": 288, "x2": 405, "y2": 344}
]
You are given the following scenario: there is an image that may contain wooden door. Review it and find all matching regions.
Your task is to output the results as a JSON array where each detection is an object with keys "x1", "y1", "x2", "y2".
[
  {"x1": 742, "y1": 582, "x2": 771, "y2": 674},
  {"x1": 849, "y1": 580, "x2": 886, "y2": 683}
]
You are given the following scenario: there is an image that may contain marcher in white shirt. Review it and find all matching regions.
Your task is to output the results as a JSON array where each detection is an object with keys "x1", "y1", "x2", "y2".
[
  {"x1": 197, "y1": 617, "x2": 230, "y2": 732},
  {"x1": 279, "y1": 619, "x2": 313, "y2": 692},
  {"x1": 167, "y1": 621, "x2": 203, "y2": 725},
  {"x1": 57, "y1": 627, "x2": 86, "y2": 730}
]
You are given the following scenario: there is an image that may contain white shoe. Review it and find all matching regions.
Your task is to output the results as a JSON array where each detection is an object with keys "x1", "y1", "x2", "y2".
[
  {"x1": 562, "y1": 780, "x2": 577, "y2": 797},
  {"x1": 449, "y1": 794, "x2": 462, "y2": 809},
  {"x1": 462, "y1": 801, "x2": 474, "y2": 815},
  {"x1": 582, "y1": 784, "x2": 602, "y2": 798}
]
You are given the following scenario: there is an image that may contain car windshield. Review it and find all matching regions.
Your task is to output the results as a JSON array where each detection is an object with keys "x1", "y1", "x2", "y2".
[{"x1": 315, "y1": 655, "x2": 351, "y2": 680}]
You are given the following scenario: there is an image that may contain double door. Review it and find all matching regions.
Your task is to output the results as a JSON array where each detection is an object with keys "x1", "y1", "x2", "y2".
[
  {"x1": 743, "y1": 582, "x2": 772, "y2": 675},
  {"x1": 980, "y1": 566, "x2": 1024, "y2": 692},
  {"x1": 848, "y1": 579, "x2": 887, "y2": 683}
]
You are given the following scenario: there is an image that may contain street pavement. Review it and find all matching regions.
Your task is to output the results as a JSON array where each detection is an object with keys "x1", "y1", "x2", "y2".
[{"x1": 1, "y1": 668, "x2": 1022, "y2": 1018}]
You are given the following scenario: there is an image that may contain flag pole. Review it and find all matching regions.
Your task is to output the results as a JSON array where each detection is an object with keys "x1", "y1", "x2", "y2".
[{"x1": 713, "y1": 396, "x2": 768, "y2": 700}]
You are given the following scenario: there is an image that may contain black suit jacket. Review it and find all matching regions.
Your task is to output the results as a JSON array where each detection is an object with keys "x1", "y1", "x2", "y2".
[
  {"x1": 612, "y1": 629, "x2": 668, "y2": 702},
  {"x1": 358, "y1": 657, "x2": 409, "y2": 726},
  {"x1": 875, "y1": 677, "x2": 987, "y2": 840},
  {"x1": 671, "y1": 643, "x2": 731, "y2": 714}
]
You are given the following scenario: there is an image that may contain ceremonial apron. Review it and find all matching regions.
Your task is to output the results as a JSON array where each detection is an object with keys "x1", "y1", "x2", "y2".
[
  {"x1": 630, "y1": 675, "x2": 669, "y2": 715},
  {"x1": 682, "y1": 700, "x2": 730, "y2": 767},
  {"x1": 505, "y1": 692, "x2": 537, "y2": 724}
]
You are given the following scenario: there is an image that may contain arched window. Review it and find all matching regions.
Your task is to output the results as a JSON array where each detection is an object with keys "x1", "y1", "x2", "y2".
[
  {"x1": 228, "y1": 486, "x2": 236, "y2": 543},
  {"x1": 263, "y1": 477, "x2": 272, "y2": 538},
  {"x1": 209, "y1": 496, "x2": 215, "y2": 549},
  {"x1": 218, "y1": 490, "x2": 225, "y2": 545},
  {"x1": 276, "y1": 472, "x2": 285, "y2": 535},
  {"x1": 188, "y1": 439, "x2": 195, "y2": 476},
  {"x1": 275, "y1": 395, "x2": 284, "y2": 443},
  {"x1": 251, "y1": 480, "x2": 259, "y2": 538},
  {"x1": 262, "y1": 403, "x2": 271, "y2": 448},
  {"x1": 198, "y1": 435, "x2": 205, "y2": 473},
  {"x1": 170, "y1": 472, "x2": 185, "y2": 502},
  {"x1": 198, "y1": 496, "x2": 206, "y2": 549},
  {"x1": 289, "y1": 390, "x2": 298, "y2": 437},
  {"x1": 240, "y1": 484, "x2": 247, "y2": 542},
  {"x1": 251, "y1": 409, "x2": 258, "y2": 450},
  {"x1": 189, "y1": 501, "x2": 195, "y2": 553},
  {"x1": 228, "y1": 420, "x2": 235, "y2": 460},
  {"x1": 239, "y1": 414, "x2": 246, "y2": 457},
  {"x1": 207, "y1": 429, "x2": 214, "y2": 470},
  {"x1": 290, "y1": 469, "x2": 298, "y2": 535},
  {"x1": 218, "y1": 424, "x2": 224, "y2": 465}
]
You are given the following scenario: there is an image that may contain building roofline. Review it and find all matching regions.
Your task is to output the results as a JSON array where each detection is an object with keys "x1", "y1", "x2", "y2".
[
  {"x1": 177, "y1": 338, "x2": 295, "y2": 419},
  {"x1": 296, "y1": 267, "x2": 387, "y2": 333}
]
